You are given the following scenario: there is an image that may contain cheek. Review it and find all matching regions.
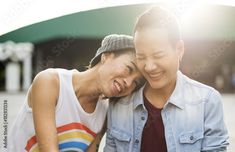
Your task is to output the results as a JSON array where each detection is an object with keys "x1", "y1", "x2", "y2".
[
  {"x1": 117, "y1": 66, "x2": 129, "y2": 77},
  {"x1": 169, "y1": 55, "x2": 180, "y2": 67},
  {"x1": 100, "y1": 64, "x2": 114, "y2": 82},
  {"x1": 137, "y1": 61, "x2": 146, "y2": 72},
  {"x1": 102, "y1": 68, "x2": 111, "y2": 79},
  {"x1": 164, "y1": 58, "x2": 179, "y2": 76},
  {"x1": 125, "y1": 86, "x2": 135, "y2": 95},
  {"x1": 162, "y1": 53, "x2": 178, "y2": 67},
  {"x1": 107, "y1": 62, "x2": 122, "y2": 76}
]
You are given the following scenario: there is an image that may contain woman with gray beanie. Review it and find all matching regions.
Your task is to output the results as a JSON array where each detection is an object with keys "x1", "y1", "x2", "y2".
[{"x1": 8, "y1": 34, "x2": 144, "y2": 152}]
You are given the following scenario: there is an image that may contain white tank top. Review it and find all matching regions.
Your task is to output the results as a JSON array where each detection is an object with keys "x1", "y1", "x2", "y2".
[{"x1": 7, "y1": 69, "x2": 109, "y2": 152}]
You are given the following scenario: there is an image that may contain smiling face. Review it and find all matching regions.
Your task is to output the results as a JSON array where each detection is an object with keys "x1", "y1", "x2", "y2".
[
  {"x1": 134, "y1": 28, "x2": 184, "y2": 91},
  {"x1": 98, "y1": 50, "x2": 143, "y2": 97}
]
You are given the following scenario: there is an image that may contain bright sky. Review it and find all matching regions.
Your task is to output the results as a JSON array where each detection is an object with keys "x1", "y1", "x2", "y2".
[{"x1": 0, "y1": 0, "x2": 235, "y2": 36}]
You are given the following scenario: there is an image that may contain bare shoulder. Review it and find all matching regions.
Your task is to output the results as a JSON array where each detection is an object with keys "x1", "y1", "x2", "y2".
[
  {"x1": 33, "y1": 68, "x2": 59, "y2": 85},
  {"x1": 28, "y1": 68, "x2": 60, "y2": 108}
]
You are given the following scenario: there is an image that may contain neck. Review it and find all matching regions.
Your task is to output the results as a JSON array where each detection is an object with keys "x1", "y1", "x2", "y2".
[
  {"x1": 72, "y1": 67, "x2": 102, "y2": 104},
  {"x1": 144, "y1": 78, "x2": 177, "y2": 108}
]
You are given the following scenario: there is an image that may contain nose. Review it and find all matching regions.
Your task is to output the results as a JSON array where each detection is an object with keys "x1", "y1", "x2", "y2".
[
  {"x1": 144, "y1": 59, "x2": 157, "y2": 72},
  {"x1": 123, "y1": 76, "x2": 134, "y2": 89}
]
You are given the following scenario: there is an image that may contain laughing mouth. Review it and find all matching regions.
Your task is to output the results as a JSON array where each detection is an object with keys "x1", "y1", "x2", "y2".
[
  {"x1": 149, "y1": 71, "x2": 164, "y2": 79},
  {"x1": 114, "y1": 80, "x2": 123, "y2": 94}
]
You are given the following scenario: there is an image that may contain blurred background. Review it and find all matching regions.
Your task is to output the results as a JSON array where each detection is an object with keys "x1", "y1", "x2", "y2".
[
  {"x1": 0, "y1": 3, "x2": 235, "y2": 93},
  {"x1": 0, "y1": 3, "x2": 234, "y2": 151}
]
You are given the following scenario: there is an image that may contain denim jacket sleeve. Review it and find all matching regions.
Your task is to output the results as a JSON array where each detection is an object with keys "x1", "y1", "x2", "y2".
[{"x1": 201, "y1": 89, "x2": 229, "y2": 151}]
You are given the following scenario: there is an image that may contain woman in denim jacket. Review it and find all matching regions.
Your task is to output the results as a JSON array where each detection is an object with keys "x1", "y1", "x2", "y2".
[{"x1": 104, "y1": 6, "x2": 229, "y2": 152}]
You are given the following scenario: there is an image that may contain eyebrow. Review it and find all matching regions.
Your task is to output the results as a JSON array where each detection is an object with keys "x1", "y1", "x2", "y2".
[
  {"x1": 136, "y1": 50, "x2": 164, "y2": 57},
  {"x1": 153, "y1": 51, "x2": 165, "y2": 56}
]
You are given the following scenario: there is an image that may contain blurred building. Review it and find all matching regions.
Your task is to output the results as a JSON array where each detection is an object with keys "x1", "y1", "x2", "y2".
[{"x1": 0, "y1": 3, "x2": 235, "y2": 92}]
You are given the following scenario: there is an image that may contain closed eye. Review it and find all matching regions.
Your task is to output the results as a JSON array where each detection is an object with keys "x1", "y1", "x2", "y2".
[
  {"x1": 136, "y1": 56, "x2": 145, "y2": 60},
  {"x1": 153, "y1": 54, "x2": 165, "y2": 59},
  {"x1": 127, "y1": 65, "x2": 133, "y2": 74},
  {"x1": 153, "y1": 51, "x2": 165, "y2": 58},
  {"x1": 134, "y1": 80, "x2": 138, "y2": 87}
]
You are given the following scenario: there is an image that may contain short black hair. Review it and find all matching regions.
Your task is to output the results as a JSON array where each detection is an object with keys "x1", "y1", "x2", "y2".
[{"x1": 134, "y1": 6, "x2": 181, "y2": 46}]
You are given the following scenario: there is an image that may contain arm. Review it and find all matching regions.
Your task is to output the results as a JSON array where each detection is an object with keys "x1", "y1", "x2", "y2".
[
  {"x1": 29, "y1": 69, "x2": 60, "y2": 152},
  {"x1": 201, "y1": 89, "x2": 229, "y2": 152}
]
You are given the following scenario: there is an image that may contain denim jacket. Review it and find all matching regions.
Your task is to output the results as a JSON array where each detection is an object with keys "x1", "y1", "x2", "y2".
[{"x1": 104, "y1": 71, "x2": 229, "y2": 152}]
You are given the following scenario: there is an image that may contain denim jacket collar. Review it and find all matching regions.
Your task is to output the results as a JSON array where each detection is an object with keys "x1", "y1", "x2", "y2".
[
  {"x1": 167, "y1": 70, "x2": 185, "y2": 110},
  {"x1": 133, "y1": 84, "x2": 145, "y2": 110},
  {"x1": 133, "y1": 70, "x2": 185, "y2": 110}
]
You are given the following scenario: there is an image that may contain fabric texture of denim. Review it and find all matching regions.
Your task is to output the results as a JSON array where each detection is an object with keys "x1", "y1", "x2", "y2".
[{"x1": 104, "y1": 71, "x2": 229, "y2": 152}]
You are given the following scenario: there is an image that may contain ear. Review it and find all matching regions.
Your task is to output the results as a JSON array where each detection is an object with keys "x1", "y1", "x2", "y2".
[
  {"x1": 176, "y1": 40, "x2": 185, "y2": 62},
  {"x1": 101, "y1": 52, "x2": 114, "y2": 64},
  {"x1": 100, "y1": 53, "x2": 106, "y2": 64}
]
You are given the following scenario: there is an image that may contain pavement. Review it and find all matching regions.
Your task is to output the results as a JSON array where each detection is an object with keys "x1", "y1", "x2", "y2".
[{"x1": 0, "y1": 92, "x2": 234, "y2": 151}]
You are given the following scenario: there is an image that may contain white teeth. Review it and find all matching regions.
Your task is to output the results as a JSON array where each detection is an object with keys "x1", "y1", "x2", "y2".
[{"x1": 114, "y1": 81, "x2": 122, "y2": 93}]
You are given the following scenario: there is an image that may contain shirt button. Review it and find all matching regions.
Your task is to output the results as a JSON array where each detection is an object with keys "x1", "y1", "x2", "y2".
[
  {"x1": 190, "y1": 136, "x2": 194, "y2": 140},
  {"x1": 141, "y1": 116, "x2": 145, "y2": 120},
  {"x1": 135, "y1": 139, "x2": 139, "y2": 143}
]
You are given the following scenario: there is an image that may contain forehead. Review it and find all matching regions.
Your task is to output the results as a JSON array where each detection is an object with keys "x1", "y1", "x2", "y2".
[
  {"x1": 114, "y1": 53, "x2": 139, "y2": 69},
  {"x1": 114, "y1": 51, "x2": 135, "y2": 61},
  {"x1": 134, "y1": 28, "x2": 170, "y2": 47}
]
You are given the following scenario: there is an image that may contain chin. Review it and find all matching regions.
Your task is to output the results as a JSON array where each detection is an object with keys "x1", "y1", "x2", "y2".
[
  {"x1": 148, "y1": 80, "x2": 166, "y2": 90},
  {"x1": 106, "y1": 91, "x2": 120, "y2": 98},
  {"x1": 150, "y1": 84, "x2": 163, "y2": 90}
]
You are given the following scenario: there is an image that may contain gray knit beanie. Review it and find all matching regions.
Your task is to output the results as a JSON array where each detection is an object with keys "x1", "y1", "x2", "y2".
[{"x1": 89, "y1": 34, "x2": 134, "y2": 67}]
